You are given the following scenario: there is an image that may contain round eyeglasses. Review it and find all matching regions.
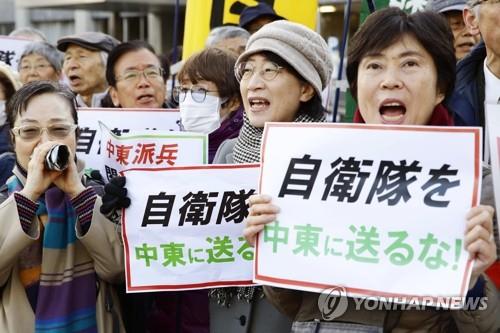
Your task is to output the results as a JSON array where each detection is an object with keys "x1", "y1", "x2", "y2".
[
  {"x1": 172, "y1": 86, "x2": 219, "y2": 103},
  {"x1": 234, "y1": 61, "x2": 284, "y2": 82},
  {"x1": 11, "y1": 124, "x2": 78, "y2": 141}
]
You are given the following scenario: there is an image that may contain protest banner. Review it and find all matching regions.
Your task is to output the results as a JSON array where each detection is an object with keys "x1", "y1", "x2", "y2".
[
  {"x1": 76, "y1": 108, "x2": 181, "y2": 172},
  {"x1": 99, "y1": 122, "x2": 207, "y2": 181},
  {"x1": 182, "y1": 0, "x2": 317, "y2": 59},
  {"x1": 121, "y1": 164, "x2": 259, "y2": 292},
  {"x1": 255, "y1": 122, "x2": 481, "y2": 308},
  {"x1": 0, "y1": 36, "x2": 31, "y2": 70}
]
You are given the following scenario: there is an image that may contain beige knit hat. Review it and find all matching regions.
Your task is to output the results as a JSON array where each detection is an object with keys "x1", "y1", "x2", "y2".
[{"x1": 236, "y1": 20, "x2": 333, "y2": 95}]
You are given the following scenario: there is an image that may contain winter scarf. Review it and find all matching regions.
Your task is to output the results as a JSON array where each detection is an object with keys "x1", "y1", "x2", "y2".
[{"x1": 7, "y1": 175, "x2": 97, "y2": 333}]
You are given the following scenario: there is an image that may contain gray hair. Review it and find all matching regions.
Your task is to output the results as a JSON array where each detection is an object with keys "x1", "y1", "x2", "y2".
[
  {"x1": 18, "y1": 42, "x2": 63, "y2": 72},
  {"x1": 100, "y1": 51, "x2": 108, "y2": 67},
  {"x1": 9, "y1": 27, "x2": 47, "y2": 42},
  {"x1": 205, "y1": 26, "x2": 250, "y2": 47}
]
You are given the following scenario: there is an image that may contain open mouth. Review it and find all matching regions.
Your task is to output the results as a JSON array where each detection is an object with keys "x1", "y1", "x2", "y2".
[
  {"x1": 379, "y1": 101, "x2": 406, "y2": 124},
  {"x1": 68, "y1": 75, "x2": 81, "y2": 85},
  {"x1": 248, "y1": 97, "x2": 270, "y2": 112},
  {"x1": 137, "y1": 94, "x2": 155, "y2": 104}
]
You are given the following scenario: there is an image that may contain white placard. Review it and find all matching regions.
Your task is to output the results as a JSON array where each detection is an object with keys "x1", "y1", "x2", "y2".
[
  {"x1": 76, "y1": 108, "x2": 181, "y2": 172},
  {"x1": 0, "y1": 36, "x2": 31, "y2": 70},
  {"x1": 255, "y1": 122, "x2": 481, "y2": 307},
  {"x1": 122, "y1": 164, "x2": 259, "y2": 292},
  {"x1": 99, "y1": 122, "x2": 207, "y2": 181}
]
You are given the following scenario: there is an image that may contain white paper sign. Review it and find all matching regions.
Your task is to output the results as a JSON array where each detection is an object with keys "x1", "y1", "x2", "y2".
[
  {"x1": 121, "y1": 164, "x2": 259, "y2": 292},
  {"x1": 76, "y1": 108, "x2": 181, "y2": 172},
  {"x1": 99, "y1": 122, "x2": 207, "y2": 181},
  {"x1": 486, "y1": 104, "x2": 500, "y2": 217},
  {"x1": 255, "y1": 123, "x2": 481, "y2": 307},
  {"x1": 0, "y1": 36, "x2": 31, "y2": 70}
]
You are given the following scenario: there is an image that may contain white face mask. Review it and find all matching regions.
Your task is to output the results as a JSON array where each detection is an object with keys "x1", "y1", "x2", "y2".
[
  {"x1": 0, "y1": 100, "x2": 6, "y2": 126},
  {"x1": 180, "y1": 93, "x2": 222, "y2": 134}
]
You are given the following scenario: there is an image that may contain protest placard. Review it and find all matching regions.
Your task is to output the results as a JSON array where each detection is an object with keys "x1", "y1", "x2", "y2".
[
  {"x1": 76, "y1": 108, "x2": 181, "y2": 172},
  {"x1": 99, "y1": 122, "x2": 207, "y2": 181},
  {"x1": 255, "y1": 122, "x2": 481, "y2": 307},
  {"x1": 121, "y1": 164, "x2": 259, "y2": 292},
  {"x1": 0, "y1": 36, "x2": 31, "y2": 70}
]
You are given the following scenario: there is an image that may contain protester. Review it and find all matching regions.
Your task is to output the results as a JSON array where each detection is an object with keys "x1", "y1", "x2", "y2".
[
  {"x1": 175, "y1": 47, "x2": 243, "y2": 162},
  {"x1": 57, "y1": 32, "x2": 120, "y2": 107},
  {"x1": 8, "y1": 27, "x2": 47, "y2": 42},
  {"x1": 205, "y1": 26, "x2": 250, "y2": 55},
  {"x1": 18, "y1": 42, "x2": 62, "y2": 84},
  {"x1": 0, "y1": 81, "x2": 124, "y2": 332},
  {"x1": 244, "y1": 8, "x2": 499, "y2": 332},
  {"x1": 106, "y1": 40, "x2": 167, "y2": 109},
  {"x1": 0, "y1": 61, "x2": 21, "y2": 185},
  {"x1": 239, "y1": 2, "x2": 285, "y2": 34},
  {"x1": 140, "y1": 47, "x2": 244, "y2": 333},
  {"x1": 447, "y1": 0, "x2": 500, "y2": 292},
  {"x1": 210, "y1": 20, "x2": 333, "y2": 332},
  {"x1": 449, "y1": 0, "x2": 500, "y2": 126},
  {"x1": 100, "y1": 39, "x2": 171, "y2": 333},
  {"x1": 427, "y1": 0, "x2": 480, "y2": 60}
]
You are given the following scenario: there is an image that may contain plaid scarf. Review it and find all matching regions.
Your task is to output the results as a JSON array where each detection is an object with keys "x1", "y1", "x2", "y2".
[
  {"x1": 7, "y1": 175, "x2": 97, "y2": 333},
  {"x1": 210, "y1": 110, "x2": 326, "y2": 307},
  {"x1": 233, "y1": 111, "x2": 326, "y2": 164}
]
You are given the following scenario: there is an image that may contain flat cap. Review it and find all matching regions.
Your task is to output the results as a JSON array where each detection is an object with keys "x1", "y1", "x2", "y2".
[
  {"x1": 426, "y1": 0, "x2": 467, "y2": 12},
  {"x1": 57, "y1": 32, "x2": 120, "y2": 53}
]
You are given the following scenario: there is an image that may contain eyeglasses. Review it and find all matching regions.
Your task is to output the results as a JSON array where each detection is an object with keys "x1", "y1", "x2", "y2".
[
  {"x1": 19, "y1": 63, "x2": 53, "y2": 72},
  {"x1": 115, "y1": 67, "x2": 164, "y2": 83},
  {"x1": 11, "y1": 124, "x2": 78, "y2": 141},
  {"x1": 172, "y1": 86, "x2": 219, "y2": 103},
  {"x1": 235, "y1": 61, "x2": 284, "y2": 82}
]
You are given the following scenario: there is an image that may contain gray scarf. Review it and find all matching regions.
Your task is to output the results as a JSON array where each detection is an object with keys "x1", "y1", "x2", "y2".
[{"x1": 210, "y1": 110, "x2": 325, "y2": 307}]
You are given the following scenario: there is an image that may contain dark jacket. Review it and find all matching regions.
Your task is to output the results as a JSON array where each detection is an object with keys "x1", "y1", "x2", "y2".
[
  {"x1": 0, "y1": 152, "x2": 15, "y2": 186},
  {"x1": 0, "y1": 123, "x2": 11, "y2": 155},
  {"x1": 447, "y1": 42, "x2": 486, "y2": 127},
  {"x1": 208, "y1": 107, "x2": 243, "y2": 163}
]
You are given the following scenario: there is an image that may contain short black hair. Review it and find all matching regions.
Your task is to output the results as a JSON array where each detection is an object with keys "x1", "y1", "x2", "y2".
[
  {"x1": 6, "y1": 80, "x2": 77, "y2": 128},
  {"x1": 347, "y1": 7, "x2": 455, "y2": 101},
  {"x1": 106, "y1": 40, "x2": 165, "y2": 87}
]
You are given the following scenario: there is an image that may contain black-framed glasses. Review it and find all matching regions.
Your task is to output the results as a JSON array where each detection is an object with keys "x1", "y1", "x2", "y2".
[
  {"x1": 11, "y1": 124, "x2": 78, "y2": 141},
  {"x1": 234, "y1": 61, "x2": 284, "y2": 82},
  {"x1": 172, "y1": 86, "x2": 219, "y2": 103},
  {"x1": 115, "y1": 66, "x2": 164, "y2": 83}
]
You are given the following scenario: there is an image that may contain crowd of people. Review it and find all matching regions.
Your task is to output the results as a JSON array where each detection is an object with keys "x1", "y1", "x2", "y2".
[{"x1": 0, "y1": 0, "x2": 498, "y2": 332}]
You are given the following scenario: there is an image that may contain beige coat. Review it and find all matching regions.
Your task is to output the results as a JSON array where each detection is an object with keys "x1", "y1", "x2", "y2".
[{"x1": 0, "y1": 173, "x2": 125, "y2": 332}]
